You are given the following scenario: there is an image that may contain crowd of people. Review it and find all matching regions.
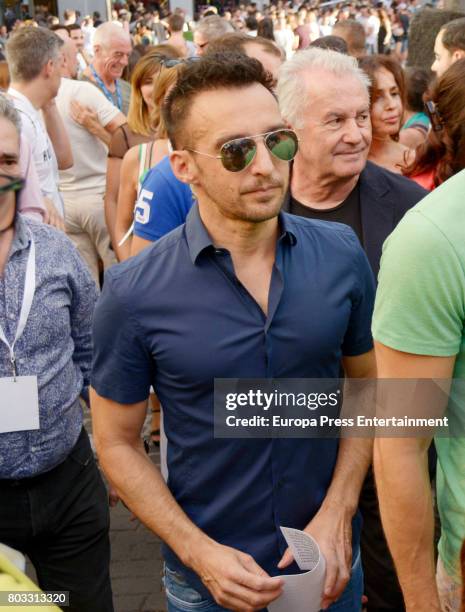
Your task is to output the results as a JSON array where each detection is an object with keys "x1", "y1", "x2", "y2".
[{"x1": 0, "y1": 2, "x2": 465, "y2": 612}]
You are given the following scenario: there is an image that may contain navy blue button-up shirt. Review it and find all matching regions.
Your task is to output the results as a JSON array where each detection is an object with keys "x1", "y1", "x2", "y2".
[{"x1": 92, "y1": 204, "x2": 375, "y2": 595}]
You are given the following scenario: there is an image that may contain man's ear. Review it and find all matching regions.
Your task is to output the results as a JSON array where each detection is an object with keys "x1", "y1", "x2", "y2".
[
  {"x1": 452, "y1": 48, "x2": 465, "y2": 62},
  {"x1": 43, "y1": 58, "x2": 56, "y2": 79},
  {"x1": 169, "y1": 150, "x2": 200, "y2": 186}
]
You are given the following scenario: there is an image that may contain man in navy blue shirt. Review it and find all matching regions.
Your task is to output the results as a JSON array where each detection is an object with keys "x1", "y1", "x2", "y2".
[{"x1": 91, "y1": 54, "x2": 376, "y2": 612}]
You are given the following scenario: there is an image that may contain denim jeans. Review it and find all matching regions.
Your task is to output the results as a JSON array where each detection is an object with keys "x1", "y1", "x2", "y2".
[{"x1": 164, "y1": 550, "x2": 363, "y2": 612}]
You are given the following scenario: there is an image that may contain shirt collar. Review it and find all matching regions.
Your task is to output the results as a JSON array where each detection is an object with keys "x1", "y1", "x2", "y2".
[
  {"x1": 185, "y1": 204, "x2": 214, "y2": 264},
  {"x1": 10, "y1": 214, "x2": 32, "y2": 257},
  {"x1": 185, "y1": 204, "x2": 297, "y2": 265},
  {"x1": 7, "y1": 88, "x2": 39, "y2": 116}
]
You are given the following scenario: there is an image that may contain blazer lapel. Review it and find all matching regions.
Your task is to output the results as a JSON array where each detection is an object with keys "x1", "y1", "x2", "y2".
[{"x1": 359, "y1": 163, "x2": 394, "y2": 280}]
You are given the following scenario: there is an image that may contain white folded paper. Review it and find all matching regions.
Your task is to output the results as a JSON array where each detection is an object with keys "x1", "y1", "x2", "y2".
[{"x1": 268, "y1": 526, "x2": 326, "y2": 612}]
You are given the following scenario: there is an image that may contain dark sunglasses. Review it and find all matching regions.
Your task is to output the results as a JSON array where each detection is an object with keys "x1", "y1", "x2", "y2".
[
  {"x1": 185, "y1": 129, "x2": 299, "y2": 173},
  {"x1": 0, "y1": 174, "x2": 25, "y2": 195},
  {"x1": 424, "y1": 100, "x2": 443, "y2": 132}
]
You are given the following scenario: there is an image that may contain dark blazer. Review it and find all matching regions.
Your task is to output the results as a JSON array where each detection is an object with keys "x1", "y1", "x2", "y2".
[{"x1": 283, "y1": 161, "x2": 428, "y2": 279}]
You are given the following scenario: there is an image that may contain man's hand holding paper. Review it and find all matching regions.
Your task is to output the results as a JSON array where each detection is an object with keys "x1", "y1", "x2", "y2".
[{"x1": 277, "y1": 501, "x2": 352, "y2": 610}]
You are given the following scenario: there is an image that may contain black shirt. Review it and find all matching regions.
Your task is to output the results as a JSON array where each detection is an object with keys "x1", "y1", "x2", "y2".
[{"x1": 289, "y1": 183, "x2": 363, "y2": 244}]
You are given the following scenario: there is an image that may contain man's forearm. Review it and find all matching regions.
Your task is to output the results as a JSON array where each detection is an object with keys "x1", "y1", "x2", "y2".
[
  {"x1": 42, "y1": 102, "x2": 73, "y2": 169},
  {"x1": 323, "y1": 438, "x2": 372, "y2": 515},
  {"x1": 374, "y1": 439, "x2": 440, "y2": 611},
  {"x1": 97, "y1": 439, "x2": 211, "y2": 571},
  {"x1": 89, "y1": 122, "x2": 112, "y2": 146}
]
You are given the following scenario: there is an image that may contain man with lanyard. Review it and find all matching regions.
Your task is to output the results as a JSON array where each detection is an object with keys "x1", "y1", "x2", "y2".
[
  {"x1": 80, "y1": 22, "x2": 131, "y2": 115},
  {"x1": 0, "y1": 95, "x2": 113, "y2": 612},
  {"x1": 91, "y1": 55, "x2": 376, "y2": 612}
]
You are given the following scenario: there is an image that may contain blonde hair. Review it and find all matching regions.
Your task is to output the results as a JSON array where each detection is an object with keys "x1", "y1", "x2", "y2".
[
  {"x1": 151, "y1": 63, "x2": 186, "y2": 139},
  {"x1": 126, "y1": 45, "x2": 180, "y2": 136}
]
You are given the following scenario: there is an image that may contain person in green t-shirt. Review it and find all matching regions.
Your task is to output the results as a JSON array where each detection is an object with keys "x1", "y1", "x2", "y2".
[{"x1": 372, "y1": 168, "x2": 465, "y2": 612}]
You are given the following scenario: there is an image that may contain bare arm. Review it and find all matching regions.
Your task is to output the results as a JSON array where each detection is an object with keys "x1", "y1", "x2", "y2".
[
  {"x1": 374, "y1": 341, "x2": 455, "y2": 611},
  {"x1": 279, "y1": 350, "x2": 375, "y2": 609},
  {"x1": 42, "y1": 100, "x2": 73, "y2": 170},
  {"x1": 69, "y1": 102, "x2": 126, "y2": 147},
  {"x1": 105, "y1": 112, "x2": 127, "y2": 134},
  {"x1": 90, "y1": 389, "x2": 283, "y2": 611},
  {"x1": 114, "y1": 147, "x2": 139, "y2": 261},
  {"x1": 69, "y1": 100, "x2": 112, "y2": 146},
  {"x1": 131, "y1": 234, "x2": 154, "y2": 257},
  {"x1": 104, "y1": 157, "x2": 122, "y2": 247}
]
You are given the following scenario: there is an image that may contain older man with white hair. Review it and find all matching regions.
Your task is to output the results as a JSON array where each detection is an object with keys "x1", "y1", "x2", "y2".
[
  {"x1": 57, "y1": 39, "x2": 126, "y2": 283},
  {"x1": 277, "y1": 48, "x2": 427, "y2": 612},
  {"x1": 80, "y1": 22, "x2": 132, "y2": 114}
]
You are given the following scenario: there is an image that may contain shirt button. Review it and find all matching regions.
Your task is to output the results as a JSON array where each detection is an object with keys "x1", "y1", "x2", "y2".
[
  {"x1": 18, "y1": 359, "x2": 25, "y2": 364},
  {"x1": 8, "y1": 314, "x2": 15, "y2": 320}
]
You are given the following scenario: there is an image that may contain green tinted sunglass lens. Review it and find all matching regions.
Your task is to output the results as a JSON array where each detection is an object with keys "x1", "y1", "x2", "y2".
[
  {"x1": 222, "y1": 139, "x2": 256, "y2": 172},
  {"x1": 267, "y1": 131, "x2": 298, "y2": 161}
]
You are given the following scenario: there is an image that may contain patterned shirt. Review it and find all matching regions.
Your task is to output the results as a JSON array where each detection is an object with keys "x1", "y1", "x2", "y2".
[{"x1": 0, "y1": 214, "x2": 98, "y2": 478}]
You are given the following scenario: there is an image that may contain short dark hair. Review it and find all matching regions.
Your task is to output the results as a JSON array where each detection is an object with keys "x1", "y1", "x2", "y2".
[
  {"x1": 404, "y1": 66, "x2": 433, "y2": 112},
  {"x1": 441, "y1": 17, "x2": 465, "y2": 53},
  {"x1": 332, "y1": 20, "x2": 366, "y2": 57},
  {"x1": 162, "y1": 53, "x2": 275, "y2": 149},
  {"x1": 206, "y1": 32, "x2": 282, "y2": 59},
  {"x1": 310, "y1": 35, "x2": 348, "y2": 54},
  {"x1": 67, "y1": 23, "x2": 82, "y2": 33},
  {"x1": 168, "y1": 14, "x2": 185, "y2": 32},
  {"x1": 245, "y1": 15, "x2": 258, "y2": 31},
  {"x1": 50, "y1": 23, "x2": 68, "y2": 33}
]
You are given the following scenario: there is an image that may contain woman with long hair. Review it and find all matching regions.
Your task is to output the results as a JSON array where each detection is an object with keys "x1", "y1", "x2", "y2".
[
  {"x1": 359, "y1": 55, "x2": 414, "y2": 173},
  {"x1": 377, "y1": 8, "x2": 392, "y2": 54},
  {"x1": 403, "y1": 59, "x2": 465, "y2": 190},
  {"x1": 114, "y1": 61, "x2": 187, "y2": 260},
  {"x1": 105, "y1": 45, "x2": 179, "y2": 246}
]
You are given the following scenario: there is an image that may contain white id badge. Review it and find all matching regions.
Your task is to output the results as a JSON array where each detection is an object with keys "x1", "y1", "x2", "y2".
[{"x1": 0, "y1": 376, "x2": 40, "y2": 433}]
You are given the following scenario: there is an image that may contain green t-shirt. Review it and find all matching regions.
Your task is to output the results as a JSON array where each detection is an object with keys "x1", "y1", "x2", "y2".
[{"x1": 372, "y1": 169, "x2": 465, "y2": 583}]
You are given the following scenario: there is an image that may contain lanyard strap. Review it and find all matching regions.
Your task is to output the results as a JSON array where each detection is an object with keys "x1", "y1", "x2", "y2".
[
  {"x1": 0, "y1": 231, "x2": 36, "y2": 377},
  {"x1": 90, "y1": 65, "x2": 123, "y2": 111}
]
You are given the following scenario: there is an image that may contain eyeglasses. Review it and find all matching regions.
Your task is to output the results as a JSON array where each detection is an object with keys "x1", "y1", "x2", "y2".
[
  {"x1": 185, "y1": 129, "x2": 299, "y2": 173},
  {"x1": 424, "y1": 100, "x2": 443, "y2": 132},
  {"x1": 0, "y1": 174, "x2": 24, "y2": 195}
]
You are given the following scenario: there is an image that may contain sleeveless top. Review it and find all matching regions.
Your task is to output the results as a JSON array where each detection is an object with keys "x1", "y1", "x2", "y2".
[{"x1": 118, "y1": 141, "x2": 155, "y2": 247}]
